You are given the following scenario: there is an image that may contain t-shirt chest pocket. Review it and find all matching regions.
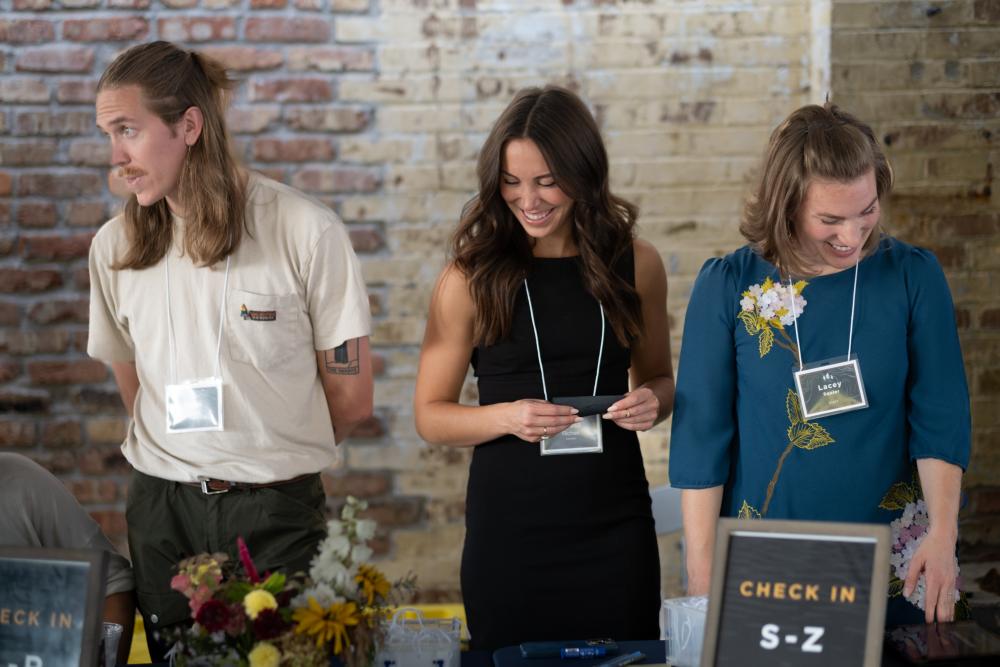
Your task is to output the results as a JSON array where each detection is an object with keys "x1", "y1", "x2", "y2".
[{"x1": 227, "y1": 289, "x2": 302, "y2": 370}]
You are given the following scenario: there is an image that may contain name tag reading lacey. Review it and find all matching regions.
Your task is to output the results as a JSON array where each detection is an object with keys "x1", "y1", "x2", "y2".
[{"x1": 793, "y1": 356, "x2": 868, "y2": 421}]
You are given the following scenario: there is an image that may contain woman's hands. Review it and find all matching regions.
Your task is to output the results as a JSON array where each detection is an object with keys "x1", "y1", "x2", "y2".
[
  {"x1": 504, "y1": 399, "x2": 579, "y2": 443},
  {"x1": 904, "y1": 527, "x2": 959, "y2": 623},
  {"x1": 603, "y1": 387, "x2": 660, "y2": 431}
]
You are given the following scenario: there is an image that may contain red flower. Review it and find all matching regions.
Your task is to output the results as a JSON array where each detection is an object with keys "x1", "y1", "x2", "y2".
[
  {"x1": 194, "y1": 599, "x2": 231, "y2": 633},
  {"x1": 252, "y1": 608, "x2": 288, "y2": 640}
]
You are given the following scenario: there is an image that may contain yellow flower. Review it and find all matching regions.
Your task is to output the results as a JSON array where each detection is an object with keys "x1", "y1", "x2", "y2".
[
  {"x1": 243, "y1": 589, "x2": 278, "y2": 620},
  {"x1": 248, "y1": 642, "x2": 281, "y2": 667},
  {"x1": 293, "y1": 596, "x2": 360, "y2": 653},
  {"x1": 355, "y1": 564, "x2": 391, "y2": 606}
]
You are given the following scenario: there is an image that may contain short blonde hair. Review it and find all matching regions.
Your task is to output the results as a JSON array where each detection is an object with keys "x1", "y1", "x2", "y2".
[{"x1": 740, "y1": 103, "x2": 893, "y2": 276}]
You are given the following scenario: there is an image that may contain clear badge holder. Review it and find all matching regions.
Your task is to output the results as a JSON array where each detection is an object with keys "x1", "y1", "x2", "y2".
[
  {"x1": 540, "y1": 414, "x2": 603, "y2": 455},
  {"x1": 793, "y1": 354, "x2": 868, "y2": 421},
  {"x1": 165, "y1": 376, "x2": 224, "y2": 433}
]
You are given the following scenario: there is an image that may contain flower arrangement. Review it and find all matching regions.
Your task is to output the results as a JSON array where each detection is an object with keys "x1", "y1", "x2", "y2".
[
  {"x1": 888, "y1": 499, "x2": 961, "y2": 611},
  {"x1": 738, "y1": 277, "x2": 808, "y2": 358},
  {"x1": 166, "y1": 497, "x2": 416, "y2": 667}
]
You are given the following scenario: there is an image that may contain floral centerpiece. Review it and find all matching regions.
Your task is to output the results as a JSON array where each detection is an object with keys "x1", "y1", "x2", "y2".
[{"x1": 165, "y1": 497, "x2": 416, "y2": 667}]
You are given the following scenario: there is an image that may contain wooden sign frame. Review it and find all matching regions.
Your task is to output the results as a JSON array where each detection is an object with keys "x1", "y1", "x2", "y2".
[
  {"x1": 0, "y1": 546, "x2": 108, "y2": 667},
  {"x1": 700, "y1": 519, "x2": 890, "y2": 667}
]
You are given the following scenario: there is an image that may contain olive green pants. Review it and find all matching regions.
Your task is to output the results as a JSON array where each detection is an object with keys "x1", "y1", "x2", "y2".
[{"x1": 126, "y1": 469, "x2": 326, "y2": 660}]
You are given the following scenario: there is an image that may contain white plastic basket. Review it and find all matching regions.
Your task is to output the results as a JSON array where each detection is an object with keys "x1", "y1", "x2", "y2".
[
  {"x1": 373, "y1": 608, "x2": 461, "y2": 667},
  {"x1": 663, "y1": 596, "x2": 708, "y2": 667}
]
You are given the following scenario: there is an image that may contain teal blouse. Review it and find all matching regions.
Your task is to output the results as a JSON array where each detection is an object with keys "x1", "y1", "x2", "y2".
[{"x1": 669, "y1": 237, "x2": 970, "y2": 522}]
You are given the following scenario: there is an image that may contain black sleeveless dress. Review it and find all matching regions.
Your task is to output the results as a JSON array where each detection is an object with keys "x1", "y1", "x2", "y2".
[{"x1": 461, "y1": 251, "x2": 661, "y2": 652}]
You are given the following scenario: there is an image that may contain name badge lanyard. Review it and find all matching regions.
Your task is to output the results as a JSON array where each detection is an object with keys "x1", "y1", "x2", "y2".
[
  {"x1": 163, "y1": 255, "x2": 231, "y2": 433},
  {"x1": 785, "y1": 261, "x2": 869, "y2": 421},
  {"x1": 524, "y1": 279, "x2": 606, "y2": 454}
]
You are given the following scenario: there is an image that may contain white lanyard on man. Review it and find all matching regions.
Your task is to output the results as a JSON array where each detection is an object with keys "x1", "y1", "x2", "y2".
[
  {"x1": 786, "y1": 261, "x2": 869, "y2": 420},
  {"x1": 163, "y1": 256, "x2": 231, "y2": 433}
]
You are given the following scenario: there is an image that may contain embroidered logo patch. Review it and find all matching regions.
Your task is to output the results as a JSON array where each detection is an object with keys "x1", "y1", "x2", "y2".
[{"x1": 240, "y1": 304, "x2": 276, "y2": 321}]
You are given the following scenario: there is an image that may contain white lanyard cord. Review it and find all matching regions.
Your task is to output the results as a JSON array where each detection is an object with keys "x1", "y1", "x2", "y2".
[
  {"x1": 786, "y1": 260, "x2": 859, "y2": 371},
  {"x1": 523, "y1": 279, "x2": 606, "y2": 401},
  {"x1": 165, "y1": 254, "x2": 231, "y2": 383}
]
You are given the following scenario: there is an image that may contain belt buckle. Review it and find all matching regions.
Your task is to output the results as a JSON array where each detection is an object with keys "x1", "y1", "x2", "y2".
[{"x1": 198, "y1": 477, "x2": 230, "y2": 495}]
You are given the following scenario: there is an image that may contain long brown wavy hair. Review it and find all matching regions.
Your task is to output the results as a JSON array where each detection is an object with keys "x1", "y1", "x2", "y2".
[
  {"x1": 452, "y1": 85, "x2": 642, "y2": 347},
  {"x1": 98, "y1": 41, "x2": 246, "y2": 270},
  {"x1": 740, "y1": 102, "x2": 893, "y2": 277}
]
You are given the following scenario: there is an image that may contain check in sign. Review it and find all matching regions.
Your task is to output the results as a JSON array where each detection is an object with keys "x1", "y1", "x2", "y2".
[
  {"x1": 0, "y1": 548, "x2": 107, "y2": 667},
  {"x1": 701, "y1": 520, "x2": 889, "y2": 667}
]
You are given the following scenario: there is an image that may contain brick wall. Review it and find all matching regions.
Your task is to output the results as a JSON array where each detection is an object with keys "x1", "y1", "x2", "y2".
[
  {"x1": 829, "y1": 0, "x2": 1000, "y2": 569},
  {"x1": 3, "y1": 0, "x2": 993, "y2": 602}
]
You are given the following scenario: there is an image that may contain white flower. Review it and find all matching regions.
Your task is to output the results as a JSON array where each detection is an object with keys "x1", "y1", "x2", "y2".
[
  {"x1": 293, "y1": 582, "x2": 343, "y2": 608},
  {"x1": 355, "y1": 519, "x2": 376, "y2": 541},
  {"x1": 309, "y1": 548, "x2": 351, "y2": 590},
  {"x1": 325, "y1": 519, "x2": 344, "y2": 536},
  {"x1": 749, "y1": 284, "x2": 763, "y2": 298},
  {"x1": 351, "y1": 544, "x2": 373, "y2": 564},
  {"x1": 740, "y1": 295, "x2": 755, "y2": 312}
]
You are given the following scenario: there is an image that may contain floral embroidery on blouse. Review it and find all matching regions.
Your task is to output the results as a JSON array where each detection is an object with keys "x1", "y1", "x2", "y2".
[{"x1": 738, "y1": 276, "x2": 808, "y2": 358}]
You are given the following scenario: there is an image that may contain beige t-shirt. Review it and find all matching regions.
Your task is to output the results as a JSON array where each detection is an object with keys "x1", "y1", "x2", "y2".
[{"x1": 87, "y1": 174, "x2": 371, "y2": 483}]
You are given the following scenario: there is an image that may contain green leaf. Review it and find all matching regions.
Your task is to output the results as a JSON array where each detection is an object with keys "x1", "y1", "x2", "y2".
[
  {"x1": 787, "y1": 422, "x2": 834, "y2": 450},
  {"x1": 738, "y1": 310, "x2": 760, "y2": 335},
  {"x1": 879, "y1": 482, "x2": 917, "y2": 511},
  {"x1": 738, "y1": 500, "x2": 762, "y2": 519},
  {"x1": 786, "y1": 389, "x2": 802, "y2": 426},
  {"x1": 262, "y1": 572, "x2": 286, "y2": 595},
  {"x1": 758, "y1": 326, "x2": 774, "y2": 357},
  {"x1": 223, "y1": 581, "x2": 253, "y2": 603},
  {"x1": 887, "y1": 577, "x2": 904, "y2": 597}
]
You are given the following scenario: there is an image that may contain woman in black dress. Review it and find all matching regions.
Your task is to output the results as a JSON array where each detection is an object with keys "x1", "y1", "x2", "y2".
[{"x1": 414, "y1": 86, "x2": 674, "y2": 652}]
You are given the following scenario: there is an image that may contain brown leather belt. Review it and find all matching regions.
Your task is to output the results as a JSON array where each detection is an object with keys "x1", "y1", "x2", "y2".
[{"x1": 186, "y1": 473, "x2": 316, "y2": 495}]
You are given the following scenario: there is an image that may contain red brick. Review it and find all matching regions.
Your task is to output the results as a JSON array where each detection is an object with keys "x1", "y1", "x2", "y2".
[
  {"x1": 0, "y1": 238, "x2": 13, "y2": 256},
  {"x1": 981, "y1": 370, "x2": 1000, "y2": 395},
  {"x1": 43, "y1": 420, "x2": 83, "y2": 449},
  {"x1": 161, "y1": 0, "x2": 196, "y2": 6},
  {"x1": 349, "y1": 226, "x2": 385, "y2": 253},
  {"x1": 199, "y1": 46, "x2": 283, "y2": 71},
  {"x1": 20, "y1": 233, "x2": 94, "y2": 262},
  {"x1": 349, "y1": 414, "x2": 385, "y2": 439},
  {"x1": 0, "y1": 20, "x2": 56, "y2": 44},
  {"x1": 251, "y1": 0, "x2": 287, "y2": 7},
  {"x1": 68, "y1": 201, "x2": 109, "y2": 227},
  {"x1": 0, "y1": 420, "x2": 35, "y2": 447},
  {"x1": 68, "y1": 139, "x2": 110, "y2": 166},
  {"x1": 28, "y1": 299, "x2": 90, "y2": 325},
  {"x1": 981, "y1": 309, "x2": 1000, "y2": 329},
  {"x1": 73, "y1": 267, "x2": 91, "y2": 290},
  {"x1": 0, "y1": 172, "x2": 11, "y2": 196},
  {"x1": 287, "y1": 46, "x2": 374, "y2": 72},
  {"x1": 15, "y1": 46, "x2": 94, "y2": 73},
  {"x1": 67, "y1": 479, "x2": 120, "y2": 504},
  {"x1": 63, "y1": 17, "x2": 149, "y2": 42},
  {"x1": 16, "y1": 202, "x2": 58, "y2": 228},
  {"x1": 28, "y1": 360, "x2": 107, "y2": 385},
  {"x1": 226, "y1": 106, "x2": 280, "y2": 134},
  {"x1": 72, "y1": 388, "x2": 126, "y2": 414},
  {"x1": 934, "y1": 214, "x2": 1000, "y2": 237},
  {"x1": 18, "y1": 172, "x2": 103, "y2": 197},
  {"x1": 0, "y1": 330, "x2": 72, "y2": 355},
  {"x1": 158, "y1": 17, "x2": 236, "y2": 42},
  {"x1": 109, "y1": 0, "x2": 151, "y2": 7},
  {"x1": 284, "y1": 106, "x2": 371, "y2": 132},
  {"x1": 369, "y1": 294, "x2": 383, "y2": 318},
  {"x1": 322, "y1": 470, "x2": 391, "y2": 498},
  {"x1": 358, "y1": 497, "x2": 424, "y2": 527},
  {"x1": 955, "y1": 308, "x2": 971, "y2": 329},
  {"x1": 291, "y1": 167, "x2": 380, "y2": 193},
  {"x1": 251, "y1": 138, "x2": 336, "y2": 162},
  {"x1": 79, "y1": 446, "x2": 130, "y2": 475},
  {"x1": 57, "y1": 80, "x2": 98, "y2": 104},
  {"x1": 86, "y1": 418, "x2": 127, "y2": 445},
  {"x1": 14, "y1": 0, "x2": 53, "y2": 8},
  {"x1": 0, "y1": 389, "x2": 50, "y2": 413},
  {"x1": 245, "y1": 17, "x2": 330, "y2": 43},
  {"x1": 0, "y1": 302, "x2": 18, "y2": 326},
  {"x1": 0, "y1": 361, "x2": 20, "y2": 383},
  {"x1": 0, "y1": 79, "x2": 49, "y2": 103},
  {"x1": 0, "y1": 139, "x2": 58, "y2": 165},
  {"x1": 0, "y1": 269, "x2": 62, "y2": 292},
  {"x1": 250, "y1": 78, "x2": 334, "y2": 103},
  {"x1": 15, "y1": 111, "x2": 94, "y2": 136},
  {"x1": 0, "y1": 202, "x2": 9, "y2": 225}
]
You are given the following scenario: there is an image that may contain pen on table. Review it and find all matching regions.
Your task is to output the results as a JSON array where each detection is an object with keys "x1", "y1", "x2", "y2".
[{"x1": 593, "y1": 651, "x2": 645, "y2": 667}]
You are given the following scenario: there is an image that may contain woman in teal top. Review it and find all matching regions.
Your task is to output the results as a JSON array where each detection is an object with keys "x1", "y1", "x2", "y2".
[{"x1": 669, "y1": 103, "x2": 970, "y2": 625}]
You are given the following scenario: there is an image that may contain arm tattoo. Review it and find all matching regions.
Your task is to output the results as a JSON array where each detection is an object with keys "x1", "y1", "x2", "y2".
[{"x1": 324, "y1": 338, "x2": 360, "y2": 375}]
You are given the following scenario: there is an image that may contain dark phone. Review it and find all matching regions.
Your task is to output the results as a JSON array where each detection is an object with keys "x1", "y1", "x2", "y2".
[
  {"x1": 886, "y1": 621, "x2": 1000, "y2": 664},
  {"x1": 552, "y1": 395, "x2": 624, "y2": 417},
  {"x1": 520, "y1": 639, "x2": 619, "y2": 659}
]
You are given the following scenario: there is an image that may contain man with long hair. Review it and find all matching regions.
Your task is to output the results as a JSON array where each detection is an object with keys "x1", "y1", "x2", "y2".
[{"x1": 87, "y1": 41, "x2": 373, "y2": 659}]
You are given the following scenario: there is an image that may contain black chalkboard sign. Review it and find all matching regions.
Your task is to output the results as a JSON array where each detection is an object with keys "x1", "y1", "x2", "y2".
[
  {"x1": 0, "y1": 547, "x2": 108, "y2": 667},
  {"x1": 701, "y1": 519, "x2": 889, "y2": 667}
]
